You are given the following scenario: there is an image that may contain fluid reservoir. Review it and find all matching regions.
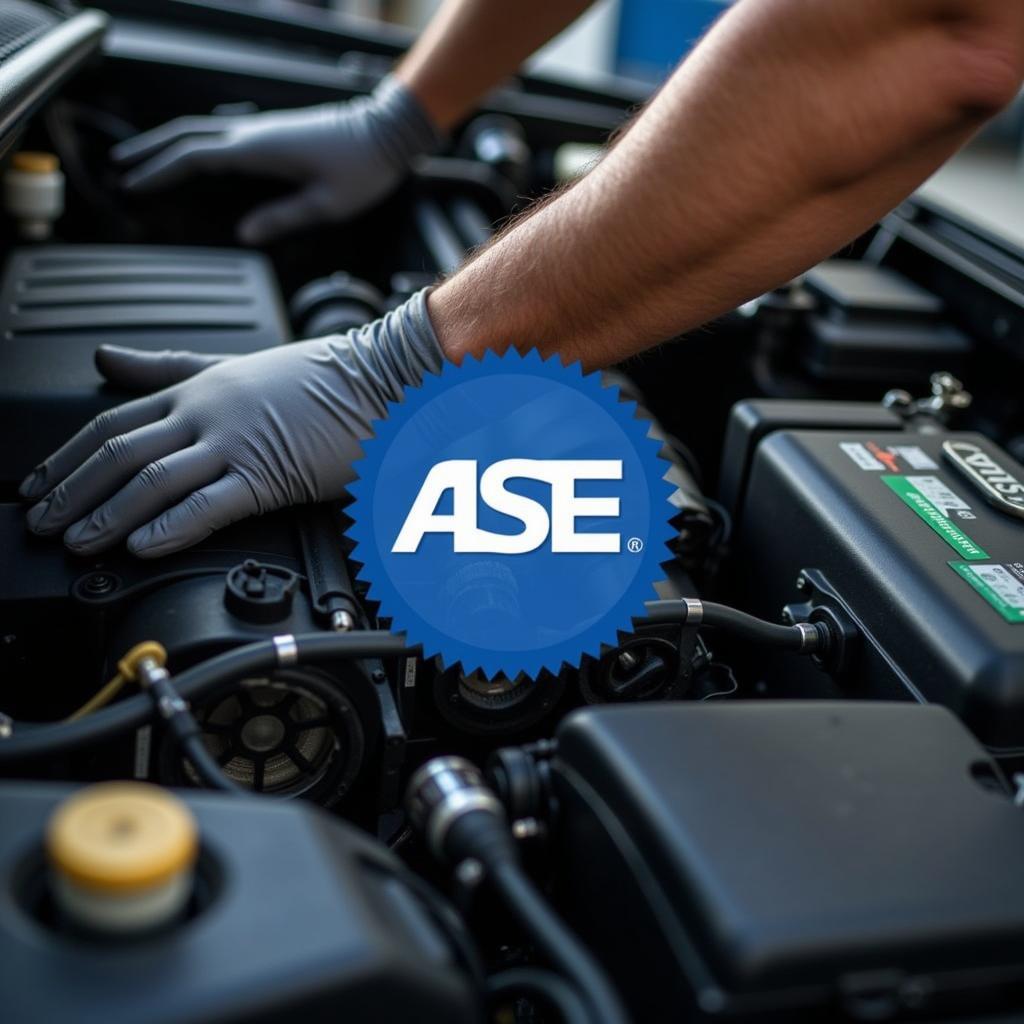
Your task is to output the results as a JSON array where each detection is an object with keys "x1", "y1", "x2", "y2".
[
  {"x1": 46, "y1": 782, "x2": 198, "y2": 934},
  {"x1": 0, "y1": 783, "x2": 479, "y2": 1022},
  {"x1": 4, "y1": 151, "x2": 64, "y2": 240}
]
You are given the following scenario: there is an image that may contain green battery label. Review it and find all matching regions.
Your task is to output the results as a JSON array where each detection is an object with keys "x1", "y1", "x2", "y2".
[
  {"x1": 882, "y1": 475, "x2": 989, "y2": 560},
  {"x1": 950, "y1": 562, "x2": 1024, "y2": 624}
]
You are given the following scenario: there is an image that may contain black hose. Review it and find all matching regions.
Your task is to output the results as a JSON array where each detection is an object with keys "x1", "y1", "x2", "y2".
[
  {"x1": 487, "y1": 968, "x2": 591, "y2": 1024},
  {"x1": 408, "y1": 774, "x2": 627, "y2": 1024},
  {"x1": 0, "y1": 631, "x2": 410, "y2": 765},
  {"x1": 145, "y1": 668, "x2": 246, "y2": 795},
  {"x1": 488, "y1": 860, "x2": 630, "y2": 1024},
  {"x1": 644, "y1": 599, "x2": 811, "y2": 650},
  {"x1": 703, "y1": 602, "x2": 809, "y2": 648}
]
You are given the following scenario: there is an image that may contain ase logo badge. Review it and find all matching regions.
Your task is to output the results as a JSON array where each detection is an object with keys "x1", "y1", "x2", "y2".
[{"x1": 348, "y1": 351, "x2": 672, "y2": 679}]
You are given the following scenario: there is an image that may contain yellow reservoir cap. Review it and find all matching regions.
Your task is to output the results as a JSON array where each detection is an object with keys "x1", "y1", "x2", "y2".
[
  {"x1": 47, "y1": 783, "x2": 198, "y2": 893},
  {"x1": 11, "y1": 151, "x2": 59, "y2": 175}
]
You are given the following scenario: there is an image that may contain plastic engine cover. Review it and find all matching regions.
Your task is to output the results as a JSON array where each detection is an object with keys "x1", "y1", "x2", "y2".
[
  {"x1": 552, "y1": 702, "x2": 1024, "y2": 1021},
  {"x1": 0, "y1": 245, "x2": 290, "y2": 485}
]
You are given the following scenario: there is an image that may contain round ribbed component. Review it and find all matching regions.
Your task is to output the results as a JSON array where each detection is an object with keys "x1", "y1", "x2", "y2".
[
  {"x1": 47, "y1": 783, "x2": 197, "y2": 933},
  {"x1": 185, "y1": 673, "x2": 361, "y2": 801}
]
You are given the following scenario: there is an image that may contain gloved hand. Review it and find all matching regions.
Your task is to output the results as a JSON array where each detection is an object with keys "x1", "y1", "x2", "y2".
[
  {"x1": 19, "y1": 291, "x2": 444, "y2": 558},
  {"x1": 111, "y1": 76, "x2": 443, "y2": 244}
]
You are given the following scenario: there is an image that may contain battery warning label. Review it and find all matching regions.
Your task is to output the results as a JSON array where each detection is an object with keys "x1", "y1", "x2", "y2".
[
  {"x1": 841, "y1": 442, "x2": 938, "y2": 473},
  {"x1": 841, "y1": 442, "x2": 885, "y2": 471},
  {"x1": 890, "y1": 446, "x2": 939, "y2": 471},
  {"x1": 950, "y1": 562, "x2": 1024, "y2": 623},
  {"x1": 883, "y1": 475, "x2": 989, "y2": 560}
]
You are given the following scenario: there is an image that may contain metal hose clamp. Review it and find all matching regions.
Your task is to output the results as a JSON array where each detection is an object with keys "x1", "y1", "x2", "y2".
[
  {"x1": 683, "y1": 597, "x2": 704, "y2": 625},
  {"x1": 795, "y1": 621, "x2": 819, "y2": 653},
  {"x1": 273, "y1": 634, "x2": 299, "y2": 666}
]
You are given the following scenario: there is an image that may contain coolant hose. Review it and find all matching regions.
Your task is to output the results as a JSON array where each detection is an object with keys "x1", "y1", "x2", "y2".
[{"x1": 644, "y1": 598, "x2": 821, "y2": 651}]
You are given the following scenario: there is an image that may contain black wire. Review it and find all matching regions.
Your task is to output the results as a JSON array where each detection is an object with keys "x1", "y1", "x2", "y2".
[
  {"x1": 0, "y1": 632, "x2": 410, "y2": 764},
  {"x1": 488, "y1": 860, "x2": 630, "y2": 1024},
  {"x1": 699, "y1": 662, "x2": 740, "y2": 701},
  {"x1": 487, "y1": 968, "x2": 591, "y2": 1024}
]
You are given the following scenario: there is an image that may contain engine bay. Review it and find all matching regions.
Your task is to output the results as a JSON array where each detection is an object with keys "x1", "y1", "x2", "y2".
[{"x1": 4, "y1": 3, "x2": 1024, "y2": 1022}]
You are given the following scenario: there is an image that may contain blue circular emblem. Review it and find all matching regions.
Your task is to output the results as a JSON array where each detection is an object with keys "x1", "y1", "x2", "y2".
[{"x1": 348, "y1": 350, "x2": 672, "y2": 679}]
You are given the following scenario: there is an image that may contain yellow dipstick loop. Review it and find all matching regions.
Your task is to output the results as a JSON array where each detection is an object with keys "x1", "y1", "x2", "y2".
[
  {"x1": 65, "y1": 641, "x2": 168, "y2": 722},
  {"x1": 117, "y1": 641, "x2": 167, "y2": 682}
]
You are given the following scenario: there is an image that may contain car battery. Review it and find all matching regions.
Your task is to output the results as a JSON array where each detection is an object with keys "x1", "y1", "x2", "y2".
[{"x1": 733, "y1": 418, "x2": 1024, "y2": 752}]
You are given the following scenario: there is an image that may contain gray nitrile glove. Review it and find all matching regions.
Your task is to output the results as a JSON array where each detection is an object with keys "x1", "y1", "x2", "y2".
[
  {"x1": 111, "y1": 76, "x2": 443, "y2": 244},
  {"x1": 19, "y1": 290, "x2": 444, "y2": 558}
]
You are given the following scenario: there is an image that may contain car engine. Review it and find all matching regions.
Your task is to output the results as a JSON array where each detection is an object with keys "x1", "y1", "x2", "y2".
[{"x1": 4, "y1": 3, "x2": 1024, "y2": 1023}]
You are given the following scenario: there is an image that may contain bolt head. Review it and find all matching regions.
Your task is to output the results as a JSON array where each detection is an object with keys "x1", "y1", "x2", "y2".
[{"x1": 82, "y1": 573, "x2": 117, "y2": 596}]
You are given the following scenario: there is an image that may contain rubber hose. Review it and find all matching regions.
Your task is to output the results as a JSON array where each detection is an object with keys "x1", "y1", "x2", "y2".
[{"x1": 644, "y1": 599, "x2": 805, "y2": 649}]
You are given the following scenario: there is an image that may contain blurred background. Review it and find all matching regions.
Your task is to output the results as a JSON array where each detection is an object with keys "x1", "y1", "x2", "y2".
[
  {"x1": 285, "y1": 0, "x2": 1024, "y2": 246},
  {"x1": 134, "y1": 1, "x2": 1024, "y2": 249},
  {"x1": 312, "y1": 0, "x2": 731, "y2": 86}
]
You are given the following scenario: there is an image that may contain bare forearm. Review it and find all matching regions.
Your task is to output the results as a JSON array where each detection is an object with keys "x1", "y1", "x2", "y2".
[
  {"x1": 430, "y1": 0, "x2": 1024, "y2": 368},
  {"x1": 395, "y1": 0, "x2": 594, "y2": 131}
]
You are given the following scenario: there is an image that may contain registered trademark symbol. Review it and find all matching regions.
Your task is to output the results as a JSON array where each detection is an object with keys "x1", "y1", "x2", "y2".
[{"x1": 627, "y1": 537, "x2": 644, "y2": 554}]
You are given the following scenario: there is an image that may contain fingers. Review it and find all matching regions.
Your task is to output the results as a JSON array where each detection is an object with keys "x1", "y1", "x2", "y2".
[
  {"x1": 96, "y1": 345, "x2": 229, "y2": 393},
  {"x1": 128, "y1": 473, "x2": 260, "y2": 558},
  {"x1": 63, "y1": 445, "x2": 222, "y2": 555},
  {"x1": 111, "y1": 115, "x2": 229, "y2": 165},
  {"x1": 25, "y1": 419, "x2": 192, "y2": 536},
  {"x1": 121, "y1": 136, "x2": 233, "y2": 192},
  {"x1": 19, "y1": 393, "x2": 169, "y2": 501},
  {"x1": 237, "y1": 186, "x2": 324, "y2": 245}
]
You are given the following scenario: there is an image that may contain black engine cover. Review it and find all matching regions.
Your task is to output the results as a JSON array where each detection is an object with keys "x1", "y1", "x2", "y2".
[
  {"x1": 0, "y1": 245, "x2": 289, "y2": 485},
  {"x1": 553, "y1": 702, "x2": 1024, "y2": 1021}
]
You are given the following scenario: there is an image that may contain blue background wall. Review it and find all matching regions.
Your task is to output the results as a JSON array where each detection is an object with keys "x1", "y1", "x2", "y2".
[{"x1": 615, "y1": 0, "x2": 730, "y2": 82}]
